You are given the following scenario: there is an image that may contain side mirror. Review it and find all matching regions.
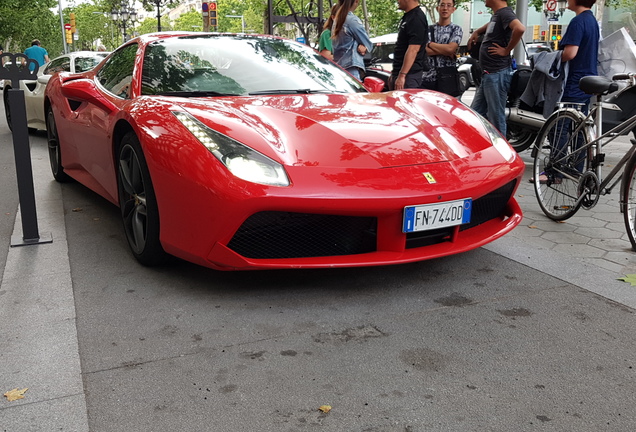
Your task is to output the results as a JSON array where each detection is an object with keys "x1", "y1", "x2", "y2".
[
  {"x1": 37, "y1": 75, "x2": 50, "y2": 85},
  {"x1": 363, "y1": 76, "x2": 385, "y2": 93},
  {"x1": 60, "y1": 78, "x2": 116, "y2": 113}
]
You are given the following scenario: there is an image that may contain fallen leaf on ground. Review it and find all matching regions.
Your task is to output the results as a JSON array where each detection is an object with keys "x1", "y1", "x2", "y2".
[
  {"x1": 528, "y1": 225, "x2": 537, "y2": 229},
  {"x1": 318, "y1": 405, "x2": 332, "y2": 413},
  {"x1": 4, "y1": 388, "x2": 28, "y2": 401},
  {"x1": 618, "y1": 275, "x2": 636, "y2": 286}
]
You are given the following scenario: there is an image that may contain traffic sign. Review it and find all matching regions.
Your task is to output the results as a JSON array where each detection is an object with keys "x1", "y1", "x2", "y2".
[
  {"x1": 64, "y1": 23, "x2": 71, "y2": 30},
  {"x1": 546, "y1": 0, "x2": 557, "y2": 11}
]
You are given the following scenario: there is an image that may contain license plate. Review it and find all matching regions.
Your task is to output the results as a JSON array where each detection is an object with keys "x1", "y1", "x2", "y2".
[{"x1": 403, "y1": 199, "x2": 472, "y2": 232}]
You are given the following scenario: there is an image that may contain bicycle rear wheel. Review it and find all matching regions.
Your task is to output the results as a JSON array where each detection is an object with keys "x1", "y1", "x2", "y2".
[
  {"x1": 622, "y1": 151, "x2": 636, "y2": 252},
  {"x1": 533, "y1": 109, "x2": 592, "y2": 221}
]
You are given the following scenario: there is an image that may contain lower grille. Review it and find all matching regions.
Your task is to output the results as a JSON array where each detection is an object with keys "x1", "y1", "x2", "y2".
[
  {"x1": 228, "y1": 180, "x2": 517, "y2": 259},
  {"x1": 460, "y1": 179, "x2": 517, "y2": 230},
  {"x1": 227, "y1": 212, "x2": 377, "y2": 259}
]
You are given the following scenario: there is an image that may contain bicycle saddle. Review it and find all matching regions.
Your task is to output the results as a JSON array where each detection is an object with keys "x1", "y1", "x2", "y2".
[{"x1": 579, "y1": 76, "x2": 619, "y2": 95}]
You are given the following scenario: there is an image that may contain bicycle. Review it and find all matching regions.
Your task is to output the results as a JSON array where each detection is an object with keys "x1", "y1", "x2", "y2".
[{"x1": 531, "y1": 72, "x2": 636, "y2": 250}]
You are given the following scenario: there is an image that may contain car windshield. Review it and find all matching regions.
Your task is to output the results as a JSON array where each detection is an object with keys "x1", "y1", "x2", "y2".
[{"x1": 141, "y1": 35, "x2": 365, "y2": 96}]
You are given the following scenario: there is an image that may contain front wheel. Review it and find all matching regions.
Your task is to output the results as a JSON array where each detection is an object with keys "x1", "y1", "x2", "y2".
[
  {"x1": 622, "y1": 151, "x2": 636, "y2": 252},
  {"x1": 533, "y1": 109, "x2": 591, "y2": 221},
  {"x1": 117, "y1": 132, "x2": 167, "y2": 266},
  {"x1": 46, "y1": 107, "x2": 72, "y2": 182}
]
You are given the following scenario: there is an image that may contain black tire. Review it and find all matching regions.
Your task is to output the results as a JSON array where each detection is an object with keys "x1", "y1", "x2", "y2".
[
  {"x1": 458, "y1": 72, "x2": 469, "y2": 93},
  {"x1": 622, "y1": 151, "x2": 636, "y2": 252},
  {"x1": 506, "y1": 123, "x2": 537, "y2": 153},
  {"x1": 533, "y1": 108, "x2": 591, "y2": 221},
  {"x1": 46, "y1": 107, "x2": 72, "y2": 182},
  {"x1": 117, "y1": 132, "x2": 167, "y2": 266},
  {"x1": 4, "y1": 88, "x2": 12, "y2": 132}
]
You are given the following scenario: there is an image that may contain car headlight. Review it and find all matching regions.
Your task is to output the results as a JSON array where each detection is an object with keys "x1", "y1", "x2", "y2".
[
  {"x1": 477, "y1": 115, "x2": 515, "y2": 162},
  {"x1": 173, "y1": 111, "x2": 290, "y2": 187}
]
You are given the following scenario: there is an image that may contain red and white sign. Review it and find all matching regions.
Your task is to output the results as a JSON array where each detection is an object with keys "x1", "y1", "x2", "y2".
[
  {"x1": 64, "y1": 23, "x2": 71, "y2": 30},
  {"x1": 546, "y1": 0, "x2": 557, "y2": 11}
]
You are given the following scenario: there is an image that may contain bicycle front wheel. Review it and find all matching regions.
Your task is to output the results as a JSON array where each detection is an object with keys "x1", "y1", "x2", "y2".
[
  {"x1": 533, "y1": 109, "x2": 592, "y2": 221},
  {"x1": 622, "y1": 151, "x2": 636, "y2": 252}
]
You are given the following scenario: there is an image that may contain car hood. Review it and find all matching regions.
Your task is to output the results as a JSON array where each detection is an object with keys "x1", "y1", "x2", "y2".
[{"x1": 177, "y1": 91, "x2": 493, "y2": 169}]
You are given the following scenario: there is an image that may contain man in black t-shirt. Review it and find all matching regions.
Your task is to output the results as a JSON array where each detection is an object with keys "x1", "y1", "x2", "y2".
[
  {"x1": 390, "y1": 0, "x2": 428, "y2": 90},
  {"x1": 467, "y1": 0, "x2": 525, "y2": 136}
]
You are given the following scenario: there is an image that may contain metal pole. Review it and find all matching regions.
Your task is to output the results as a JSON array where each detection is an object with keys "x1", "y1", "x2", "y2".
[
  {"x1": 58, "y1": 0, "x2": 68, "y2": 54},
  {"x1": 515, "y1": 0, "x2": 529, "y2": 64},
  {"x1": 8, "y1": 89, "x2": 52, "y2": 246}
]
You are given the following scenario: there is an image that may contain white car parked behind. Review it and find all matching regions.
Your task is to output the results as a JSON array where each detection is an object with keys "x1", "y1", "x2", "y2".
[{"x1": 3, "y1": 51, "x2": 109, "y2": 131}]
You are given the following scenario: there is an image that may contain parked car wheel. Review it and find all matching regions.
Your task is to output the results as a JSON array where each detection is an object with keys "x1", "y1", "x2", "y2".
[
  {"x1": 459, "y1": 72, "x2": 470, "y2": 93},
  {"x1": 46, "y1": 107, "x2": 72, "y2": 182},
  {"x1": 117, "y1": 132, "x2": 167, "y2": 266}
]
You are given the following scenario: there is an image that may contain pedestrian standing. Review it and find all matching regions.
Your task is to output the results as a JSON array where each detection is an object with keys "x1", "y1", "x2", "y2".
[
  {"x1": 389, "y1": 0, "x2": 429, "y2": 90},
  {"x1": 332, "y1": 0, "x2": 373, "y2": 80},
  {"x1": 534, "y1": 0, "x2": 599, "y2": 184},
  {"x1": 24, "y1": 39, "x2": 50, "y2": 72},
  {"x1": 559, "y1": 0, "x2": 599, "y2": 112},
  {"x1": 421, "y1": 0, "x2": 463, "y2": 96},
  {"x1": 318, "y1": 5, "x2": 339, "y2": 60},
  {"x1": 467, "y1": 0, "x2": 525, "y2": 136}
]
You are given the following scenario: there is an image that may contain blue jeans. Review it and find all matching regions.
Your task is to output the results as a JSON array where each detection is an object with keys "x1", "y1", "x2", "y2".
[
  {"x1": 471, "y1": 67, "x2": 513, "y2": 137},
  {"x1": 346, "y1": 67, "x2": 361, "y2": 80}
]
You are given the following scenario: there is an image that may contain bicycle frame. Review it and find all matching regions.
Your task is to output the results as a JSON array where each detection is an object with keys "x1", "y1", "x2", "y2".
[{"x1": 547, "y1": 95, "x2": 636, "y2": 204}]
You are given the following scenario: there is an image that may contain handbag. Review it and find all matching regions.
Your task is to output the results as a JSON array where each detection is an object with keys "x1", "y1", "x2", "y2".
[{"x1": 429, "y1": 26, "x2": 461, "y2": 97}]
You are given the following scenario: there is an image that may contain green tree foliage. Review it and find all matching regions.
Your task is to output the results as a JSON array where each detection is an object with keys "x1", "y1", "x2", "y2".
[
  {"x1": 71, "y1": 3, "x2": 113, "y2": 51},
  {"x1": 137, "y1": 17, "x2": 173, "y2": 36},
  {"x1": 0, "y1": 0, "x2": 60, "y2": 55},
  {"x1": 172, "y1": 10, "x2": 204, "y2": 31}
]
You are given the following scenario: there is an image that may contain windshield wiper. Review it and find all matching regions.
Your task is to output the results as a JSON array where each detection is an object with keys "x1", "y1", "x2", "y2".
[
  {"x1": 248, "y1": 89, "x2": 334, "y2": 95},
  {"x1": 156, "y1": 91, "x2": 238, "y2": 97}
]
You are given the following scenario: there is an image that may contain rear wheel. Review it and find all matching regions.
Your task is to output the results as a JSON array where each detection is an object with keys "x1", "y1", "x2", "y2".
[
  {"x1": 533, "y1": 109, "x2": 591, "y2": 221},
  {"x1": 117, "y1": 132, "x2": 167, "y2": 266},
  {"x1": 506, "y1": 123, "x2": 537, "y2": 153},
  {"x1": 46, "y1": 107, "x2": 72, "y2": 182},
  {"x1": 622, "y1": 151, "x2": 636, "y2": 251}
]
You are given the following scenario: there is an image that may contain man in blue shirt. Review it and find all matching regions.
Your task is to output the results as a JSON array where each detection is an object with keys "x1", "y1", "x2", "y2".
[
  {"x1": 24, "y1": 39, "x2": 50, "y2": 72},
  {"x1": 559, "y1": 0, "x2": 599, "y2": 110}
]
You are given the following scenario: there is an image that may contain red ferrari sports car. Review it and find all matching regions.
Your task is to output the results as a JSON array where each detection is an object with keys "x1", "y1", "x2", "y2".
[{"x1": 44, "y1": 32, "x2": 524, "y2": 270}]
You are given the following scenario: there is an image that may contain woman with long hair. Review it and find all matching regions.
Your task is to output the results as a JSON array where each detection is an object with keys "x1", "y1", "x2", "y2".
[
  {"x1": 331, "y1": 0, "x2": 372, "y2": 80},
  {"x1": 318, "y1": 5, "x2": 339, "y2": 60}
]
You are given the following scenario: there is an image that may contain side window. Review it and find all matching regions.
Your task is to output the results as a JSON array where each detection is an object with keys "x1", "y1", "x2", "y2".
[{"x1": 96, "y1": 43, "x2": 138, "y2": 98}]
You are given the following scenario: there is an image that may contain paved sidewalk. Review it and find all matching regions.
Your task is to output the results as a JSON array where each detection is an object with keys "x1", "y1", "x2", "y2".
[
  {"x1": 509, "y1": 137, "x2": 636, "y2": 276},
  {"x1": 0, "y1": 138, "x2": 88, "y2": 431}
]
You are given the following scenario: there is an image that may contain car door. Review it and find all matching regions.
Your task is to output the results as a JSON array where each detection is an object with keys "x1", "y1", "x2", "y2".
[{"x1": 73, "y1": 44, "x2": 138, "y2": 202}]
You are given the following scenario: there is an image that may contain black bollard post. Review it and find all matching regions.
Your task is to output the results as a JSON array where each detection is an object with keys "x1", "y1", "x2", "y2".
[{"x1": 1, "y1": 52, "x2": 53, "y2": 247}]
